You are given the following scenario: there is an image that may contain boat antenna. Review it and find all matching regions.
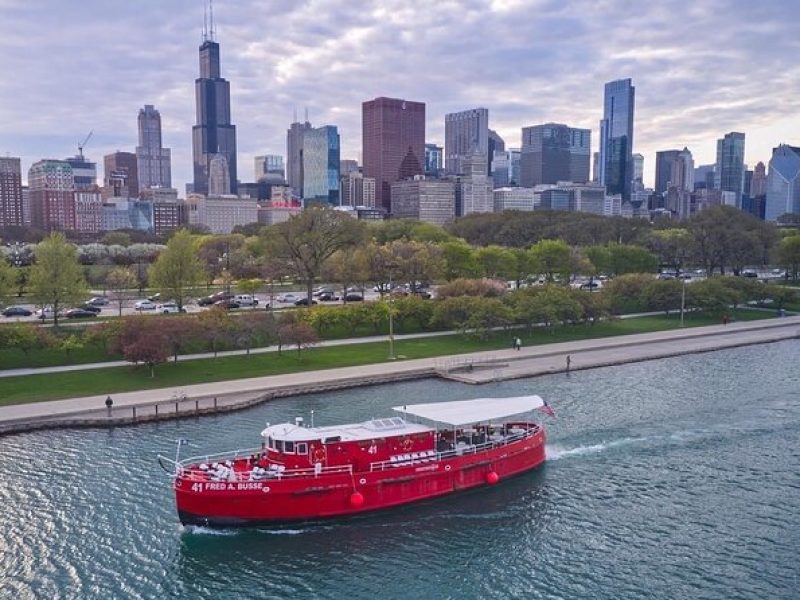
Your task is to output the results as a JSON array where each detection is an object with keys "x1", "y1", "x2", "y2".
[{"x1": 310, "y1": 410, "x2": 315, "y2": 428}]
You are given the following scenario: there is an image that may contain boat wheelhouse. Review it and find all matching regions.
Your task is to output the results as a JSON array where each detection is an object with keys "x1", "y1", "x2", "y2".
[{"x1": 165, "y1": 395, "x2": 552, "y2": 527}]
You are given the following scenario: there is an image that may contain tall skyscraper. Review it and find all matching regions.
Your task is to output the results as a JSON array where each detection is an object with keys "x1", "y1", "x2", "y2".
[
  {"x1": 191, "y1": 11, "x2": 237, "y2": 195},
  {"x1": 488, "y1": 129, "x2": 505, "y2": 175},
  {"x1": 302, "y1": 125, "x2": 340, "y2": 205},
  {"x1": 715, "y1": 132, "x2": 746, "y2": 206},
  {"x1": 670, "y1": 148, "x2": 694, "y2": 192},
  {"x1": 64, "y1": 154, "x2": 97, "y2": 192},
  {"x1": 28, "y1": 159, "x2": 76, "y2": 231},
  {"x1": 632, "y1": 153, "x2": 644, "y2": 186},
  {"x1": 445, "y1": 108, "x2": 489, "y2": 175},
  {"x1": 765, "y1": 145, "x2": 800, "y2": 222},
  {"x1": 655, "y1": 150, "x2": 681, "y2": 194},
  {"x1": 103, "y1": 151, "x2": 139, "y2": 198},
  {"x1": 599, "y1": 78, "x2": 635, "y2": 201},
  {"x1": 0, "y1": 157, "x2": 24, "y2": 227},
  {"x1": 137, "y1": 104, "x2": 172, "y2": 190},
  {"x1": 362, "y1": 97, "x2": 425, "y2": 212},
  {"x1": 255, "y1": 155, "x2": 285, "y2": 183},
  {"x1": 751, "y1": 161, "x2": 767, "y2": 197},
  {"x1": 208, "y1": 154, "x2": 231, "y2": 195},
  {"x1": 520, "y1": 123, "x2": 591, "y2": 186},
  {"x1": 287, "y1": 118, "x2": 312, "y2": 197},
  {"x1": 425, "y1": 143, "x2": 443, "y2": 176}
]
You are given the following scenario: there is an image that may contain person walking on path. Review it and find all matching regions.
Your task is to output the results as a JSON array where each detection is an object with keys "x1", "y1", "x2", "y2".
[
  {"x1": 514, "y1": 337, "x2": 522, "y2": 351},
  {"x1": 566, "y1": 355, "x2": 571, "y2": 373}
]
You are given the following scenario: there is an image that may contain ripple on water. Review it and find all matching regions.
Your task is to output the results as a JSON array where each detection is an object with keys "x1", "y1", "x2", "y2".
[{"x1": 1, "y1": 340, "x2": 799, "y2": 599}]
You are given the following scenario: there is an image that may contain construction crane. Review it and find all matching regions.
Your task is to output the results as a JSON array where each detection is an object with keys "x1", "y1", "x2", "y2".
[{"x1": 78, "y1": 131, "x2": 93, "y2": 159}]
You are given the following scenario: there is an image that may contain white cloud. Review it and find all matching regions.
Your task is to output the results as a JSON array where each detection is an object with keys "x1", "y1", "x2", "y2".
[{"x1": 0, "y1": 0, "x2": 798, "y2": 190}]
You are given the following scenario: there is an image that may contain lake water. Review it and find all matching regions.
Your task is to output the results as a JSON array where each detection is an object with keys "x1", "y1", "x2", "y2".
[{"x1": 1, "y1": 340, "x2": 799, "y2": 599}]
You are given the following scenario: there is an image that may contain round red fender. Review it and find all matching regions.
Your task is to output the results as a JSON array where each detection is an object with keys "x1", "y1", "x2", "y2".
[
  {"x1": 486, "y1": 471, "x2": 500, "y2": 485},
  {"x1": 349, "y1": 491, "x2": 365, "y2": 507}
]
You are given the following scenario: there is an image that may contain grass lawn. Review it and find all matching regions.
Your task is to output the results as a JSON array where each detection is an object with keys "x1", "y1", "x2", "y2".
[{"x1": 0, "y1": 310, "x2": 774, "y2": 406}]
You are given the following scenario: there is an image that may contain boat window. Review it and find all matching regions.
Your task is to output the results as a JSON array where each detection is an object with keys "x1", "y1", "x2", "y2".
[
  {"x1": 276, "y1": 440, "x2": 284, "y2": 452},
  {"x1": 296, "y1": 442, "x2": 308, "y2": 455},
  {"x1": 284, "y1": 441, "x2": 295, "y2": 454}
]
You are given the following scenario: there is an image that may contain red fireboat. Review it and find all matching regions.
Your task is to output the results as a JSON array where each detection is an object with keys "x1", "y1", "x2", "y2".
[{"x1": 162, "y1": 395, "x2": 553, "y2": 527}]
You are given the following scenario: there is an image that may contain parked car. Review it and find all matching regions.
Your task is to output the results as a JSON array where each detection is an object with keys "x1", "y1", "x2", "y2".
[
  {"x1": 214, "y1": 299, "x2": 240, "y2": 310},
  {"x1": 344, "y1": 293, "x2": 364, "y2": 302},
  {"x1": 147, "y1": 293, "x2": 162, "y2": 302},
  {"x1": 318, "y1": 291, "x2": 340, "y2": 301},
  {"x1": 157, "y1": 302, "x2": 185, "y2": 314},
  {"x1": 36, "y1": 307, "x2": 60, "y2": 319},
  {"x1": 80, "y1": 303, "x2": 102, "y2": 314},
  {"x1": 87, "y1": 296, "x2": 109, "y2": 306},
  {"x1": 741, "y1": 269, "x2": 758, "y2": 278},
  {"x1": 198, "y1": 291, "x2": 234, "y2": 306},
  {"x1": 277, "y1": 293, "x2": 299, "y2": 303},
  {"x1": 233, "y1": 294, "x2": 258, "y2": 306},
  {"x1": 294, "y1": 298, "x2": 318, "y2": 306},
  {"x1": 65, "y1": 308, "x2": 97, "y2": 319},
  {"x1": 313, "y1": 287, "x2": 334, "y2": 297},
  {"x1": 411, "y1": 289, "x2": 432, "y2": 299},
  {"x1": 2, "y1": 306, "x2": 32, "y2": 317},
  {"x1": 579, "y1": 281, "x2": 603, "y2": 291},
  {"x1": 135, "y1": 299, "x2": 157, "y2": 311}
]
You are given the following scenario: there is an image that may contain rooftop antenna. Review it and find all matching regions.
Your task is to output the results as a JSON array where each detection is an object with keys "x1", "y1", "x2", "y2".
[
  {"x1": 202, "y1": 0, "x2": 208, "y2": 41},
  {"x1": 304, "y1": 107, "x2": 309, "y2": 123},
  {"x1": 209, "y1": 0, "x2": 216, "y2": 41},
  {"x1": 293, "y1": 106, "x2": 297, "y2": 123}
]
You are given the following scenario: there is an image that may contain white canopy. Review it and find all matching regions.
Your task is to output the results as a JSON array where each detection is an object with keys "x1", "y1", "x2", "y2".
[{"x1": 392, "y1": 395, "x2": 546, "y2": 427}]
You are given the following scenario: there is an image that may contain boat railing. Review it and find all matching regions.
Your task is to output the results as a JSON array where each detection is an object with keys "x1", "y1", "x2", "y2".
[
  {"x1": 176, "y1": 463, "x2": 354, "y2": 482},
  {"x1": 161, "y1": 447, "x2": 354, "y2": 480},
  {"x1": 368, "y1": 424, "x2": 540, "y2": 472}
]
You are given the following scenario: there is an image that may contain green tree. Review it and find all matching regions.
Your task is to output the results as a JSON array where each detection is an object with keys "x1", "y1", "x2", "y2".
[
  {"x1": 197, "y1": 306, "x2": 235, "y2": 358},
  {"x1": 601, "y1": 273, "x2": 652, "y2": 314},
  {"x1": 263, "y1": 206, "x2": 366, "y2": 304},
  {"x1": 586, "y1": 242, "x2": 658, "y2": 276},
  {"x1": 529, "y1": 239, "x2": 572, "y2": 282},
  {"x1": 148, "y1": 229, "x2": 204, "y2": 310},
  {"x1": 646, "y1": 228, "x2": 692, "y2": 271},
  {"x1": 29, "y1": 233, "x2": 87, "y2": 327},
  {"x1": 385, "y1": 239, "x2": 445, "y2": 293},
  {"x1": 0, "y1": 257, "x2": 12, "y2": 304},
  {"x1": 686, "y1": 278, "x2": 738, "y2": 315},
  {"x1": 777, "y1": 235, "x2": 800, "y2": 281},
  {"x1": 475, "y1": 245, "x2": 516, "y2": 280},
  {"x1": 441, "y1": 240, "x2": 479, "y2": 280},
  {"x1": 640, "y1": 279, "x2": 683, "y2": 315},
  {"x1": 106, "y1": 266, "x2": 136, "y2": 317}
]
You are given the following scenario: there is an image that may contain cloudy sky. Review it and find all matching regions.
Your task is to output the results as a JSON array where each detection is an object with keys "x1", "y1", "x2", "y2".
[{"x1": 2, "y1": 0, "x2": 799, "y2": 192}]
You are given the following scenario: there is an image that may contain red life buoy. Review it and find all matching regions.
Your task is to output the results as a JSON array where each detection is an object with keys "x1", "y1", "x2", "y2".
[
  {"x1": 313, "y1": 446, "x2": 326, "y2": 463},
  {"x1": 401, "y1": 438, "x2": 413, "y2": 452}
]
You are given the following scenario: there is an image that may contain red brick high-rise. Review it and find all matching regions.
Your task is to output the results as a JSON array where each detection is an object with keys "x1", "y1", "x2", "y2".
[
  {"x1": 28, "y1": 159, "x2": 76, "y2": 231},
  {"x1": 362, "y1": 97, "x2": 425, "y2": 213}
]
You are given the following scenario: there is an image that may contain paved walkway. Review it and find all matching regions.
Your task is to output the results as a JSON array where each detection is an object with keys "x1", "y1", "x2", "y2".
[{"x1": 1, "y1": 315, "x2": 798, "y2": 435}]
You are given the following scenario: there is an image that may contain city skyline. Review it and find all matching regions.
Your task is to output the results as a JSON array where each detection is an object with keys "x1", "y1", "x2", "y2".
[{"x1": 1, "y1": 1, "x2": 799, "y2": 194}]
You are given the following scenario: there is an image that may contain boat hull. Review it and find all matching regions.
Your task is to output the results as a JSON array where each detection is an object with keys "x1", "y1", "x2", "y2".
[{"x1": 175, "y1": 429, "x2": 546, "y2": 527}]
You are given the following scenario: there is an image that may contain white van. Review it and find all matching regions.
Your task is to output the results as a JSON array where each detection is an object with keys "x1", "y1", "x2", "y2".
[{"x1": 234, "y1": 294, "x2": 257, "y2": 306}]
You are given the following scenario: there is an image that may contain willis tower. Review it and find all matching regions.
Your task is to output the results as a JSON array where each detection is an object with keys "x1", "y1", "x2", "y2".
[{"x1": 192, "y1": 1, "x2": 237, "y2": 195}]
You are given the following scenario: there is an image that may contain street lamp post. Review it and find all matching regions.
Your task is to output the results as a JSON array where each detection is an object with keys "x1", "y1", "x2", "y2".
[
  {"x1": 680, "y1": 276, "x2": 686, "y2": 328},
  {"x1": 386, "y1": 262, "x2": 398, "y2": 360}
]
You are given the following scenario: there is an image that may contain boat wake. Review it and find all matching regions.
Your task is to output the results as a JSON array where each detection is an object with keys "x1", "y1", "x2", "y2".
[
  {"x1": 182, "y1": 525, "x2": 238, "y2": 536},
  {"x1": 547, "y1": 436, "x2": 649, "y2": 460}
]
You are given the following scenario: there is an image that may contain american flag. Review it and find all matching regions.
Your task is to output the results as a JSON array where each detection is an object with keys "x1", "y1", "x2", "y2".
[{"x1": 539, "y1": 400, "x2": 556, "y2": 418}]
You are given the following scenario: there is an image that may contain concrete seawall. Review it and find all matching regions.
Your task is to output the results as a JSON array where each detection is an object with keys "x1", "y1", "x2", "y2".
[{"x1": 1, "y1": 316, "x2": 798, "y2": 436}]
